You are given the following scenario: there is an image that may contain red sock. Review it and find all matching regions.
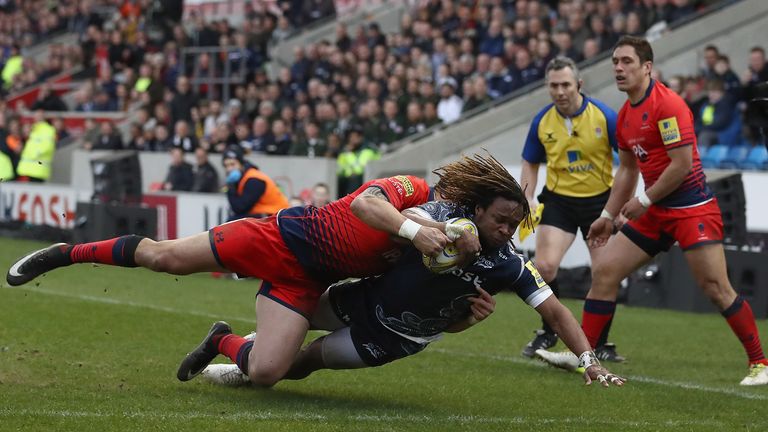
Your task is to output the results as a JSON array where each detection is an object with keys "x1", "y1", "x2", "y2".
[
  {"x1": 69, "y1": 235, "x2": 143, "y2": 267},
  {"x1": 722, "y1": 297, "x2": 768, "y2": 365},
  {"x1": 216, "y1": 334, "x2": 253, "y2": 373},
  {"x1": 581, "y1": 299, "x2": 616, "y2": 349}
]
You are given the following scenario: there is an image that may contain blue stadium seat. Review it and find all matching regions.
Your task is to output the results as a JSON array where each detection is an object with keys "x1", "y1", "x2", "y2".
[
  {"x1": 719, "y1": 145, "x2": 750, "y2": 169},
  {"x1": 697, "y1": 144, "x2": 709, "y2": 160},
  {"x1": 700, "y1": 144, "x2": 728, "y2": 169},
  {"x1": 739, "y1": 145, "x2": 768, "y2": 170}
]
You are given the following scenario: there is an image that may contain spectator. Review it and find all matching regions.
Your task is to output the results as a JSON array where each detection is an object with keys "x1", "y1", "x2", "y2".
[
  {"x1": 336, "y1": 125, "x2": 379, "y2": 196},
  {"x1": 290, "y1": 121, "x2": 327, "y2": 157},
  {"x1": 266, "y1": 119, "x2": 292, "y2": 155},
  {"x1": 221, "y1": 144, "x2": 289, "y2": 220},
  {"x1": 697, "y1": 79, "x2": 741, "y2": 147},
  {"x1": 516, "y1": 48, "x2": 543, "y2": 86},
  {"x1": 310, "y1": 182, "x2": 331, "y2": 207},
  {"x1": 436, "y1": 77, "x2": 464, "y2": 124},
  {"x1": 163, "y1": 147, "x2": 194, "y2": 191},
  {"x1": 0, "y1": 113, "x2": 17, "y2": 181},
  {"x1": 249, "y1": 116, "x2": 274, "y2": 154},
  {"x1": 487, "y1": 56, "x2": 519, "y2": 99},
  {"x1": 479, "y1": 20, "x2": 504, "y2": 57},
  {"x1": 152, "y1": 124, "x2": 173, "y2": 152},
  {"x1": 404, "y1": 101, "x2": 426, "y2": 137},
  {"x1": 31, "y1": 84, "x2": 68, "y2": 111},
  {"x1": 87, "y1": 121, "x2": 124, "y2": 151},
  {"x1": 301, "y1": 0, "x2": 335, "y2": 26},
  {"x1": 423, "y1": 101, "x2": 440, "y2": 128},
  {"x1": 191, "y1": 147, "x2": 219, "y2": 193},
  {"x1": 381, "y1": 99, "x2": 405, "y2": 145},
  {"x1": 714, "y1": 55, "x2": 742, "y2": 101},
  {"x1": 170, "y1": 76, "x2": 198, "y2": 126},
  {"x1": 171, "y1": 120, "x2": 199, "y2": 153},
  {"x1": 700, "y1": 45, "x2": 720, "y2": 80},
  {"x1": 17, "y1": 110, "x2": 55, "y2": 182},
  {"x1": 742, "y1": 46, "x2": 768, "y2": 95}
]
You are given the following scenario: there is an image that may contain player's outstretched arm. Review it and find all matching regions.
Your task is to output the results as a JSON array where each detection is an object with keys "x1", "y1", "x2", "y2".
[
  {"x1": 351, "y1": 187, "x2": 449, "y2": 257},
  {"x1": 535, "y1": 296, "x2": 626, "y2": 387}
]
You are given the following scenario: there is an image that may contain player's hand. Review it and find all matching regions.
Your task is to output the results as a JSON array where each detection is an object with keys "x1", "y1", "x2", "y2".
[
  {"x1": 468, "y1": 287, "x2": 495, "y2": 322},
  {"x1": 453, "y1": 227, "x2": 481, "y2": 268},
  {"x1": 587, "y1": 218, "x2": 613, "y2": 248},
  {"x1": 583, "y1": 364, "x2": 626, "y2": 387},
  {"x1": 613, "y1": 213, "x2": 628, "y2": 233},
  {"x1": 620, "y1": 197, "x2": 648, "y2": 220},
  {"x1": 413, "y1": 226, "x2": 450, "y2": 257}
]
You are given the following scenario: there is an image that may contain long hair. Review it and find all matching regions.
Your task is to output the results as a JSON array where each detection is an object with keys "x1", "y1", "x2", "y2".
[{"x1": 433, "y1": 152, "x2": 530, "y2": 223}]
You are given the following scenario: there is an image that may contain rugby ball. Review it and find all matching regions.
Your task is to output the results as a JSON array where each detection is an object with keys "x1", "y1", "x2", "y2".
[{"x1": 422, "y1": 218, "x2": 478, "y2": 273}]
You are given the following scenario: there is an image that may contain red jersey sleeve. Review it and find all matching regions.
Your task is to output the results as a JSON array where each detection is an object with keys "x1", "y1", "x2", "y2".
[
  {"x1": 655, "y1": 92, "x2": 696, "y2": 151},
  {"x1": 370, "y1": 175, "x2": 431, "y2": 211},
  {"x1": 616, "y1": 107, "x2": 631, "y2": 151}
]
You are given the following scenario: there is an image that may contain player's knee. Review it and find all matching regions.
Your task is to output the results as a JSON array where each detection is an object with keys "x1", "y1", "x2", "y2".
[
  {"x1": 699, "y1": 278, "x2": 735, "y2": 309},
  {"x1": 247, "y1": 364, "x2": 286, "y2": 388},
  {"x1": 591, "y1": 261, "x2": 622, "y2": 293},
  {"x1": 535, "y1": 260, "x2": 558, "y2": 282}
]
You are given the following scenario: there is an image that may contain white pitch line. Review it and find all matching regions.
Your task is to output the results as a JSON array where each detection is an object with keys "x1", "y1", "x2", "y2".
[
  {"x1": 6, "y1": 285, "x2": 768, "y2": 401},
  {"x1": 0, "y1": 408, "x2": 731, "y2": 427},
  {"x1": 429, "y1": 347, "x2": 768, "y2": 401},
  {"x1": 2, "y1": 285, "x2": 255, "y2": 324}
]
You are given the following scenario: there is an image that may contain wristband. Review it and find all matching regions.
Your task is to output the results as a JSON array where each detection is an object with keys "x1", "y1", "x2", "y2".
[
  {"x1": 599, "y1": 209, "x2": 614, "y2": 221},
  {"x1": 578, "y1": 351, "x2": 600, "y2": 369},
  {"x1": 638, "y1": 190, "x2": 652, "y2": 208},
  {"x1": 398, "y1": 219, "x2": 422, "y2": 241}
]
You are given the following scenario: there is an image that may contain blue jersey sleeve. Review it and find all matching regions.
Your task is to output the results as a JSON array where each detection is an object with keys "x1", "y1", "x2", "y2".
[
  {"x1": 521, "y1": 105, "x2": 552, "y2": 164},
  {"x1": 590, "y1": 97, "x2": 619, "y2": 152}
]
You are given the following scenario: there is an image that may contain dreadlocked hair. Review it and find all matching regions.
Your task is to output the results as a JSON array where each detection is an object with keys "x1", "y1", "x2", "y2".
[{"x1": 433, "y1": 152, "x2": 531, "y2": 224}]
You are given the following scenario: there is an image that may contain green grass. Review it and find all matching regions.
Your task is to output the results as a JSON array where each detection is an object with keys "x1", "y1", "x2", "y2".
[{"x1": 0, "y1": 237, "x2": 766, "y2": 431}]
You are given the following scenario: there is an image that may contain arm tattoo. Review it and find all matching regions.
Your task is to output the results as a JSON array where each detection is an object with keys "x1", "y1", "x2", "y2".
[{"x1": 360, "y1": 186, "x2": 389, "y2": 202}]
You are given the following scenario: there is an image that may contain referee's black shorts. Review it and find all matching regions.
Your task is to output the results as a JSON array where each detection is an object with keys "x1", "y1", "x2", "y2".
[{"x1": 537, "y1": 188, "x2": 610, "y2": 240}]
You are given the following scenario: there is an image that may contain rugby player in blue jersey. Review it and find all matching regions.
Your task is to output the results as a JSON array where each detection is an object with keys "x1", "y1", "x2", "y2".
[{"x1": 194, "y1": 155, "x2": 625, "y2": 388}]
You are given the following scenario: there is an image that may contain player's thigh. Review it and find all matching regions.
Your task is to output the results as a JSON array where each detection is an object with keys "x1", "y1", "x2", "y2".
[
  {"x1": 535, "y1": 224, "x2": 577, "y2": 275},
  {"x1": 683, "y1": 243, "x2": 736, "y2": 309},
  {"x1": 249, "y1": 295, "x2": 310, "y2": 384},
  {"x1": 310, "y1": 289, "x2": 347, "y2": 331},
  {"x1": 590, "y1": 232, "x2": 652, "y2": 297},
  {"x1": 138, "y1": 231, "x2": 224, "y2": 273}
]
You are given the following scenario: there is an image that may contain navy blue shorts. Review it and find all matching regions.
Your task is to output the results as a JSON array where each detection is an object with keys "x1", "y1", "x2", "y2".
[{"x1": 328, "y1": 280, "x2": 427, "y2": 367}]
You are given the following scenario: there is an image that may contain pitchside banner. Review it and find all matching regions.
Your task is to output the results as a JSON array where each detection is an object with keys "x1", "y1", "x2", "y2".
[
  {"x1": 0, "y1": 182, "x2": 91, "y2": 229},
  {"x1": 0, "y1": 182, "x2": 230, "y2": 240}
]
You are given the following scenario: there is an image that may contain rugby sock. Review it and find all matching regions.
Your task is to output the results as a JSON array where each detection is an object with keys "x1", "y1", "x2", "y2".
[
  {"x1": 722, "y1": 296, "x2": 768, "y2": 365},
  {"x1": 541, "y1": 278, "x2": 560, "y2": 335},
  {"x1": 68, "y1": 235, "x2": 144, "y2": 267},
  {"x1": 581, "y1": 299, "x2": 616, "y2": 349},
  {"x1": 216, "y1": 334, "x2": 253, "y2": 374}
]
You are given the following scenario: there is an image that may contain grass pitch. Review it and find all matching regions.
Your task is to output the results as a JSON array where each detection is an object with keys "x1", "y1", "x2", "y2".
[{"x1": 0, "y1": 237, "x2": 765, "y2": 431}]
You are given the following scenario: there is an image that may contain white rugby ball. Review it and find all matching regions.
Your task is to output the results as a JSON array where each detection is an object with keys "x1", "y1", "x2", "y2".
[{"x1": 422, "y1": 218, "x2": 478, "y2": 273}]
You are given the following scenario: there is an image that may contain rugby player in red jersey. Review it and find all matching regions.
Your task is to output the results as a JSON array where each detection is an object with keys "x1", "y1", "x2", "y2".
[
  {"x1": 7, "y1": 161, "x2": 482, "y2": 386},
  {"x1": 536, "y1": 36, "x2": 768, "y2": 386}
]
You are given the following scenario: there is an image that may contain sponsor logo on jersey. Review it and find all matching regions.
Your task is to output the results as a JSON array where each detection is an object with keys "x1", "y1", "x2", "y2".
[
  {"x1": 362, "y1": 343, "x2": 387, "y2": 359},
  {"x1": 394, "y1": 175, "x2": 414, "y2": 196},
  {"x1": 659, "y1": 116, "x2": 681, "y2": 145},
  {"x1": 595, "y1": 127, "x2": 603, "y2": 138},
  {"x1": 525, "y1": 260, "x2": 548, "y2": 288},
  {"x1": 632, "y1": 144, "x2": 649, "y2": 162},
  {"x1": 567, "y1": 150, "x2": 582, "y2": 163},
  {"x1": 542, "y1": 131, "x2": 557, "y2": 143}
]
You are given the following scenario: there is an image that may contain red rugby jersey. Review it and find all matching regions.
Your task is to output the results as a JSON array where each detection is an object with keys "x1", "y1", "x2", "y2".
[
  {"x1": 278, "y1": 175, "x2": 432, "y2": 281},
  {"x1": 617, "y1": 80, "x2": 713, "y2": 208}
]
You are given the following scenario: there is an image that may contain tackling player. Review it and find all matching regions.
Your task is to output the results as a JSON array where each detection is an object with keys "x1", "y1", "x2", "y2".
[
  {"x1": 184, "y1": 155, "x2": 625, "y2": 388},
  {"x1": 537, "y1": 36, "x2": 768, "y2": 386},
  {"x1": 6, "y1": 158, "x2": 483, "y2": 387}
]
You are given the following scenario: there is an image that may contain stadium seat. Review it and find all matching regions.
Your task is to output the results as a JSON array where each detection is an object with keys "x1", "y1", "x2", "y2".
[
  {"x1": 738, "y1": 145, "x2": 768, "y2": 170},
  {"x1": 700, "y1": 144, "x2": 728, "y2": 169},
  {"x1": 719, "y1": 145, "x2": 751, "y2": 169},
  {"x1": 698, "y1": 144, "x2": 709, "y2": 160}
]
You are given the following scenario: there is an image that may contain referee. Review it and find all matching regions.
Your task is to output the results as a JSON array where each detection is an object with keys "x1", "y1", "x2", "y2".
[{"x1": 519, "y1": 57, "x2": 624, "y2": 362}]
